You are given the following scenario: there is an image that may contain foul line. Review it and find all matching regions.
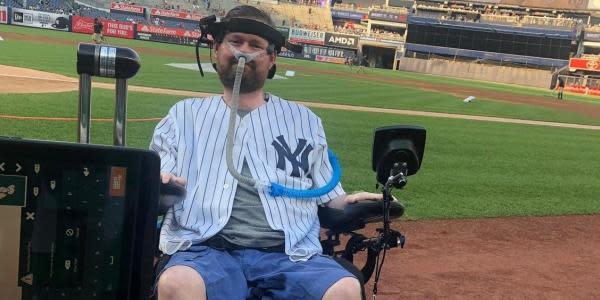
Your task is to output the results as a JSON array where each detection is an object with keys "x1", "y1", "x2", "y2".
[{"x1": 296, "y1": 102, "x2": 600, "y2": 131}]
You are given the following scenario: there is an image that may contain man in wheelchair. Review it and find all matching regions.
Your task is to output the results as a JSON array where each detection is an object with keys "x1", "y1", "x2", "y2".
[{"x1": 150, "y1": 5, "x2": 383, "y2": 300}]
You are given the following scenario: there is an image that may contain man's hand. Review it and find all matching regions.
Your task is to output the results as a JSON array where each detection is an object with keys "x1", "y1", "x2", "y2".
[
  {"x1": 326, "y1": 192, "x2": 385, "y2": 210},
  {"x1": 160, "y1": 172, "x2": 187, "y2": 186}
]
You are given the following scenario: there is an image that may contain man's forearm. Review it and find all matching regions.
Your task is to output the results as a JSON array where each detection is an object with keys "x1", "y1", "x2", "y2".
[
  {"x1": 325, "y1": 194, "x2": 349, "y2": 210},
  {"x1": 324, "y1": 192, "x2": 385, "y2": 210}
]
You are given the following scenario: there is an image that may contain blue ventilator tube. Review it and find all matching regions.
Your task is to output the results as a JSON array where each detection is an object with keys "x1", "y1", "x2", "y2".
[
  {"x1": 225, "y1": 54, "x2": 342, "y2": 200},
  {"x1": 269, "y1": 149, "x2": 341, "y2": 198}
]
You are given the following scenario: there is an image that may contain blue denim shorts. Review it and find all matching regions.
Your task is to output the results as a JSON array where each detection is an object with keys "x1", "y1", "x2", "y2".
[{"x1": 156, "y1": 245, "x2": 355, "y2": 300}]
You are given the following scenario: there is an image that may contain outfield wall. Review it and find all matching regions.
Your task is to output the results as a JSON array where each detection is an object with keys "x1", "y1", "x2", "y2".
[{"x1": 396, "y1": 57, "x2": 553, "y2": 89}]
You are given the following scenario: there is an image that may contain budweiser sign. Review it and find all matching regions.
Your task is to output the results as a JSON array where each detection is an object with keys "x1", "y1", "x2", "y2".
[
  {"x1": 137, "y1": 24, "x2": 200, "y2": 38},
  {"x1": 110, "y1": 2, "x2": 145, "y2": 14},
  {"x1": 71, "y1": 15, "x2": 95, "y2": 33},
  {"x1": 150, "y1": 8, "x2": 202, "y2": 21},
  {"x1": 569, "y1": 58, "x2": 600, "y2": 72},
  {"x1": 289, "y1": 27, "x2": 325, "y2": 45}
]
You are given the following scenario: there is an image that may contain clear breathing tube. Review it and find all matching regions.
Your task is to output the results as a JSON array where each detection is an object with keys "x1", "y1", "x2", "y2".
[{"x1": 225, "y1": 47, "x2": 341, "y2": 198}]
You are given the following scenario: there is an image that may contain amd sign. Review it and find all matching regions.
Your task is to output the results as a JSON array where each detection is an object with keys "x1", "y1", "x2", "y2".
[{"x1": 325, "y1": 33, "x2": 358, "y2": 49}]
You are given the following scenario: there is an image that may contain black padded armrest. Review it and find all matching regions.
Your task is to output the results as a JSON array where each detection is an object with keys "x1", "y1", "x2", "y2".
[
  {"x1": 158, "y1": 182, "x2": 186, "y2": 215},
  {"x1": 318, "y1": 201, "x2": 404, "y2": 234}
]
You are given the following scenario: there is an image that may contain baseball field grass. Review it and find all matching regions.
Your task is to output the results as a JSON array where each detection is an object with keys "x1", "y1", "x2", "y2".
[{"x1": 2, "y1": 24, "x2": 600, "y2": 220}]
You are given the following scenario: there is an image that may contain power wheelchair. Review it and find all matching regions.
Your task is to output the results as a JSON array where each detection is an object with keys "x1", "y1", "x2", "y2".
[
  {"x1": 0, "y1": 43, "x2": 425, "y2": 300},
  {"x1": 154, "y1": 123, "x2": 425, "y2": 299}
]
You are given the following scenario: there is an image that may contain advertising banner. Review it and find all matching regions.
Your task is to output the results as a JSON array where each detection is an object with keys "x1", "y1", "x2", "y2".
[
  {"x1": 324, "y1": 32, "x2": 358, "y2": 49},
  {"x1": 0, "y1": 6, "x2": 7, "y2": 24},
  {"x1": 71, "y1": 16, "x2": 135, "y2": 39},
  {"x1": 110, "y1": 2, "x2": 145, "y2": 14},
  {"x1": 11, "y1": 8, "x2": 69, "y2": 31},
  {"x1": 331, "y1": 9, "x2": 365, "y2": 20},
  {"x1": 289, "y1": 27, "x2": 325, "y2": 45},
  {"x1": 71, "y1": 15, "x2": 96, "y2": 33},
  {"x1": 102, "y1": 19, "x2": 135, "y2": 39},
  {"x1": 369, "y1": 10, "x2": 408, "y2": 23},
  {"x1": 279, "y1": 44, "x2": 356, "y2": 64},
  {"x1": 150, "y1": 8, "x2": 202, "y2": 21},
  {"x1": 569, "y1": 58, "x2": 600, "y2": 72},
  {"x1": 136, "y1": 24, "x2": 200, "y2": 45}
]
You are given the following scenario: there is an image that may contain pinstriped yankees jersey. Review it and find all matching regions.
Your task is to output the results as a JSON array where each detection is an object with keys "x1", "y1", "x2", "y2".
[{"x1": 150, "y1": 94, "x2": 345, "y2": 261}]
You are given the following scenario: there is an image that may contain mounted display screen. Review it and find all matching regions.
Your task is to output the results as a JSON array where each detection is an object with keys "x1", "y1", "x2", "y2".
[{"x1": 0, "y1": 138, "x2": 160, "y2": 300}]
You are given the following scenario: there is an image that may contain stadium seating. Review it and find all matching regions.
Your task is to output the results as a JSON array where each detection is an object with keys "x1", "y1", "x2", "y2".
[
  {"x1": 77, "y1": 7, "x2": 113, "y2": 20},
  {"x1": 8, "y1": 0, "x2": 24, "y2": 8},
  {"x1": 250, "y1": 2, "x2": 334, "y2": 30}
]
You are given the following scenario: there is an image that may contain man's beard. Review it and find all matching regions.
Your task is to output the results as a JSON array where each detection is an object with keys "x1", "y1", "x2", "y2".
[{"x1": 217, "y1": 58, "x2": 267, "y2": 93}]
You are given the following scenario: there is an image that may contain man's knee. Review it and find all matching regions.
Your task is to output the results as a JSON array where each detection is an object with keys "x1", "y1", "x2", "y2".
[
  {"x1": 157, "y1": 266, "x2": 206, "y2": 300},
  {"x1": 322, "y1": 276, "x2": 362, "y2": 300}
]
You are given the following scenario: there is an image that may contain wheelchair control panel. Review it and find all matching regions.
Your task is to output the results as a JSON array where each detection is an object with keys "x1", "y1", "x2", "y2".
[{"x1": 0, "y1": 138, "x2": 160, "y2": 300}]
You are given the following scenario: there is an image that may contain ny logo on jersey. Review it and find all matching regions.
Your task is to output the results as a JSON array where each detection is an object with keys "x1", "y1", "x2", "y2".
[{"x1": 271, "y1": 135, "x2": 313, "y2": 178}]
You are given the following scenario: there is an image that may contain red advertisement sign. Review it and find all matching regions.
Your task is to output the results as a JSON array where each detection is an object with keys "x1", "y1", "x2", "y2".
[
  {"x1": 150, "y1": 8, "x2": 202, "y2": 21},
  {"x1": 72, "y1": 16, "x2": 135, "y2": 39},
  {"x1": 569, "y1": 58, "x2": 600, "y2": 72},
  {"x1": 315, "y1": 55, "x2": 345, "y2": 64},
  {"x1": 0, "y1": 7, "x2": 7, "y2": 24},
  {"x1": 71, "y1": 15, "x2": 95, "y2": 33},
  {"x1": 110, "y1": 2, "x2": 145, "y2": 14},
  {"x1": 137, "y1": 24, "x2": 200, "y2": 38}
]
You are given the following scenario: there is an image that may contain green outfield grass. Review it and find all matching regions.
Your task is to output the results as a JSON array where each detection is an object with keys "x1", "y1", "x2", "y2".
[
  {"x1": 3, "y1": 24, "x2": 600, "y2": 126},
  {"x1": 1, "y1": 24, "x2": 600, "y2": 220},
  {"x1": 1, "y1": 90, "x2": 599, "y2": 220},
  {"x1": 3, "y1": 24, "x2": 598, "y2": 102}
]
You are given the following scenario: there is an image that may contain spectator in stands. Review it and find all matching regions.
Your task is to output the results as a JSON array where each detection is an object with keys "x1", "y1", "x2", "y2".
[
  {"x1": 556, "y1": 76, "x2": 565, "y2": 100},
  {"x1": 93, "y1": 18, "x2": 105, "y2": 44}
]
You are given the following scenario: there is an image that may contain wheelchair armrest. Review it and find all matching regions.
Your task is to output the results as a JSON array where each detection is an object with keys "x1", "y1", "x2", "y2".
[
  {"x1": 158, "y1": 182, "x2": 186, "y2": 215},
  {"x1": 318, "y1": 200, "x2": 404, "y2": 234}
]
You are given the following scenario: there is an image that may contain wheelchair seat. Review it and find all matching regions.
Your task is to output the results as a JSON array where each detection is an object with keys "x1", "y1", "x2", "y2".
[{"x1": 154, "y1": 191, "x2": 401, "y2": 300}]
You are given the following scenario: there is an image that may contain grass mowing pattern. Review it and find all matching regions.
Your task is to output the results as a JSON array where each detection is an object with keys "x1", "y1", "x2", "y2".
[
  {"x1": 2, "y1": 25, "x2": 600, "y2": 219},
  {"x1": 2, "y1": 99, "x2": 599, "y2": 219},
  {"x1": 2, "y1": 35, "x2": 600, "y2": 125}
]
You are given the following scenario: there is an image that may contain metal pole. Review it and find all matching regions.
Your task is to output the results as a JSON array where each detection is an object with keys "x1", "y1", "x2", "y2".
[
  {"x1": 78, "y1": 73, "x2": 92, "y2": 144},
  {"x1": 114, "y1": 78, "x2": 128, "y2": 146}
]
